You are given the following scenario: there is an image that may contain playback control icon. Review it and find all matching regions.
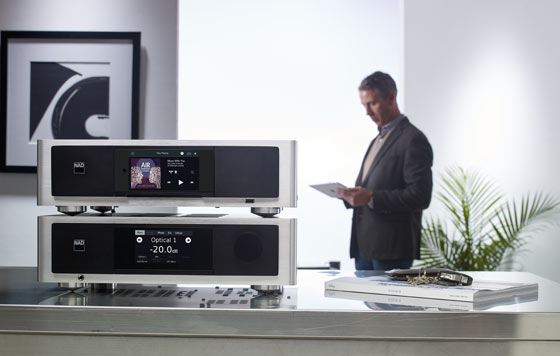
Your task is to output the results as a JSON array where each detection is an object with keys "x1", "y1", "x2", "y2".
[{"x1": 160, "y1": 157, "x2": 199, "y2": 190}]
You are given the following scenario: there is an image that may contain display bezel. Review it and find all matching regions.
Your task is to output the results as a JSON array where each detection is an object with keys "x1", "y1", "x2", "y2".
[
  {"x1": 114, "y1": 147, "x2": 215, "y2": 197},
  {"x1": 114, "y1": 226, "x2": 214, "y2": 274}
]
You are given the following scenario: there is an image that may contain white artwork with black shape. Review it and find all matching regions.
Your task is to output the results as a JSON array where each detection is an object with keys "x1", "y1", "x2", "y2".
[
  {"x1": 29, "y1": 62, "x2": 111, "y2": 141},
  {"x1": 5, "y1": 39, "x2": 134, "y2": 167}
]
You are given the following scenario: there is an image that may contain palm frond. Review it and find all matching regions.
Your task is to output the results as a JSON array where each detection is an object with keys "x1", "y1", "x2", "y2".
[
  {"x1": 437, "y1": 167, "x2": 502, "y2": 243},
  {"x1": 421, "y1": 167, "x2": 560, "y2": 271},
  {"x1": 419, "y1": 217, "x2": 457, "y2": 269},
  {"x1": 494, "y1": 193, "x2": 560, "y2": 249}
]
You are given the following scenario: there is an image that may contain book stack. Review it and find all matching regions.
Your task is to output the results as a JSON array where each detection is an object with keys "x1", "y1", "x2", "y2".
[{"x1": 325, "y1": 275, "x2": 538, "y2": 310}]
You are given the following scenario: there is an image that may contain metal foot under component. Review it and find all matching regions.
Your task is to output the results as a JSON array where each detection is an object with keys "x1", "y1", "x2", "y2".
[
  {"x1": 251, "y1": 207, "x2": 282, "y2": 218},
  {"x1": 250, "y1": 294, "x2": 282, "y2": 309},
  {"x1": 90, "y1": 283, "x2": 117, "y2": 291},
  {"x1": 90, "y1": 206, "x2": 117, "y2": 214},
  {"x1": 58, "y1": 282, "x2": 87, "y2": 290},
  {"x1": 55, "y1": 292, "x2": 88, "y2": 306},
  {"x1": 57, "y1": 206, "x2": 87, "y2": 216},
  {"x1": 251, "y1": 284, "x2": 283, "y2": 294}
]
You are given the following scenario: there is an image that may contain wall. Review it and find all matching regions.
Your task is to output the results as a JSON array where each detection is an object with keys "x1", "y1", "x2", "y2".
[
  {"x1": 403, "y1": 0, "x2": 560, "y2": 281},
  {"x1": 0, "y1": 0, "x2": 178, "y2": 266},
  {"x1": 178, "y1": 0, "x2": 403, "y2": 270}
]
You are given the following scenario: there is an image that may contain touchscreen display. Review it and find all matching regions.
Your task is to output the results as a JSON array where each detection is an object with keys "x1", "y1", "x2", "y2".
[
  {"x1": 132, "y1": 228, "x2": 212, "y2": 269},
  {"x1": 114, "y1": 148, "x2": 213, "y2": 196},
  {"x1": 129, "y1": 153, "x2": 200, "y2": 191}
]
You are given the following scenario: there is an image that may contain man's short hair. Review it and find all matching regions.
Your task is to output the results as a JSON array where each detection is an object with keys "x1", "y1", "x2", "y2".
[{"x1": 359, "y1": 71, "x2": 397, "y2": 98}]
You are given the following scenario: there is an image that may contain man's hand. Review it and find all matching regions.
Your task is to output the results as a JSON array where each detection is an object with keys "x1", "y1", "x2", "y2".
[{"x1": 336, "y1": 186, "x2": 373, "y2": 207}]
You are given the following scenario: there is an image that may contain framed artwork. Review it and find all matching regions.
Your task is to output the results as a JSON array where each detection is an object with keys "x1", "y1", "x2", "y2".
[{"x1": 0, "y1": 31, "x2": 140, "y2": 172}]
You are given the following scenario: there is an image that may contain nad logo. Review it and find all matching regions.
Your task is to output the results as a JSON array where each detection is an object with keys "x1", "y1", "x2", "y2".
[
  {"x1": 73, "y1": 162, "x2": 85, "y2": 174},
  {"x1": 73, "y1": 239, "x2": 86, "y2": 252}
]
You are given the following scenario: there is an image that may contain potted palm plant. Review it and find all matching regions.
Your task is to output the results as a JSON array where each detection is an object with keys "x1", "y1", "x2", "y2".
[{"x1": 420, "y1": 166, "x2": 560, "y2": 270}]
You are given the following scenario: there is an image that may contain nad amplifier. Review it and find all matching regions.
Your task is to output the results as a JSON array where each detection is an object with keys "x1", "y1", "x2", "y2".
[
  {"x1": 37, "y1": 139, "x2": 297, "y2": 216},
  {"x1": 38, "y1": 214, "x2": 297, "y2": 292}
]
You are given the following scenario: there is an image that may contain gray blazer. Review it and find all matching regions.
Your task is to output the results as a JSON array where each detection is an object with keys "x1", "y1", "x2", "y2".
[{"x1": 347, "y1": 117, "x2": 433, "y2": 260}]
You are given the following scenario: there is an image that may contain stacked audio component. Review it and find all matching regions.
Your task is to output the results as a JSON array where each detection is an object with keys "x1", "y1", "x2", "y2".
[{"x1": 37, "y1": 140, "x2": 297, "y2": 292}]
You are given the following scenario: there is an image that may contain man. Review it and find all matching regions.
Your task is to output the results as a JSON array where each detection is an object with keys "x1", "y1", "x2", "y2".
[{"x1": 337, "y1": 71, "x2": 433, "y2": 271}]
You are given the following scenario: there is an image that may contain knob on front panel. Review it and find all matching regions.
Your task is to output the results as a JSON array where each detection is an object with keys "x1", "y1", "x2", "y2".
[{"x1": 234, "y1": 232, "x2": 263, "y2": 262}]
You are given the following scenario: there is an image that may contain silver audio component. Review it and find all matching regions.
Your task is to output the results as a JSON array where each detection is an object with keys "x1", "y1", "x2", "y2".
[
  {"x1": 37, "y1": 140, "x2": 297, "y2": 216},
  {"x1": 38, "y1": 214, "x2": 297, "y2": 291}
]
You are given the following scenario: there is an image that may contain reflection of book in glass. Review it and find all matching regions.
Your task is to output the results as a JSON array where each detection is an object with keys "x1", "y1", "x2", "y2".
[
  {"x1": 324, "y1": 288, "x2": 539, "y2": 311},
  {"x1": 130, "y1": 158, "x2": 161, "y2": 189}
]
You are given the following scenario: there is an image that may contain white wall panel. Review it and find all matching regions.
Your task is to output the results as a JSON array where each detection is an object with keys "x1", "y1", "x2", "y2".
[
  {"x1": 178, "y1": 0, "x2": 402, "y2": 270},
  {"x1": 403, "y1": 0, "x2": 560, "y2": 281}
]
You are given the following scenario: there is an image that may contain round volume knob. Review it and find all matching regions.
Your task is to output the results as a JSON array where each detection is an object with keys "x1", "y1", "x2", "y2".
[{"x1": 234, "y1": 232, "x2": 263, "y2": 262}]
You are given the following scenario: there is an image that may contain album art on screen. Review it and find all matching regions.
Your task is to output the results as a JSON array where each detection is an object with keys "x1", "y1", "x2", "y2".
[{"x1": 130, "y1": 158, "x2": 161, "y2": 189}]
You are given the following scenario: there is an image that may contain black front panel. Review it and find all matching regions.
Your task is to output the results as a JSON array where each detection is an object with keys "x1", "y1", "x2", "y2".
[
  {"x1": 213, "y1": 225, "x2": 278, "y2": 275},
  {"x1": 51, "y1": 146, "x2": 115, "y2": 196},
  {"x1": 215, "y1": 146, "x2": 279, "y2": 197},
  {"x1": 51, "y1": 223, "x2": 278, "y2": 276},
  {"x1": 52, "y1": 224, "x2": 115, "y2": 273},
  {"x1": 50, "y1": 145, "x2": 280, "y2": 198}
]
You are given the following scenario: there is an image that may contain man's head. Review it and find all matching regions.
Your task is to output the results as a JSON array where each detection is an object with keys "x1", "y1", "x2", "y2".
[{"x1": 358, "y1": 71, "x2": 400, "y2": 127}]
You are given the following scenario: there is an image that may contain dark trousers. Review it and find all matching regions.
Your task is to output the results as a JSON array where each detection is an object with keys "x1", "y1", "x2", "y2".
[{"x1": 354, "y1": 250, "x2": 413, "y2": 271}]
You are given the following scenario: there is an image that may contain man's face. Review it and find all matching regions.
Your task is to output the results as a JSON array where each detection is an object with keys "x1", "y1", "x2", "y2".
[{"x1": 359, "y1": 89, "x2": 394, "y2": 127}]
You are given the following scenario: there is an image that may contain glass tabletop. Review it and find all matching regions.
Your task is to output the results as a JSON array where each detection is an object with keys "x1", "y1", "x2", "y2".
[{"x1": 1, "y1": 267, "x2": 559, "y2": 313}]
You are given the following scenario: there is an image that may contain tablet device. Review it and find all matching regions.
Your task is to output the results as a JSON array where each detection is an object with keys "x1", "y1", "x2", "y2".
[{"x1": 310, "y1": 182, "x2": 347, "y2": 198}]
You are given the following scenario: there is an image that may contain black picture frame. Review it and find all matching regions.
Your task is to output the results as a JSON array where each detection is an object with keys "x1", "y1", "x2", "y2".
[{"x1": 0, "y1": 31, "x2": 141, "y2": 173}]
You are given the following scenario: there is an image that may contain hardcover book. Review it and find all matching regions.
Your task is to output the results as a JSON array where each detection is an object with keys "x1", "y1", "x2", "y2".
[{"x1": 325, "y1": 275, "x2": 538, "y2": 303}]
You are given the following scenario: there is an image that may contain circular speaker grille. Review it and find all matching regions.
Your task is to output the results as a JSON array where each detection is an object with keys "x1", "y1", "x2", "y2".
[{"x1": 234, "y1": 232, "x2": 263, "y2": 262}]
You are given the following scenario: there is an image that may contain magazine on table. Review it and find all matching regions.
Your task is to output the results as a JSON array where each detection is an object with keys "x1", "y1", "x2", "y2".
[{"x1": 324, "y1": 275, "x2": 538, "y2": 303}]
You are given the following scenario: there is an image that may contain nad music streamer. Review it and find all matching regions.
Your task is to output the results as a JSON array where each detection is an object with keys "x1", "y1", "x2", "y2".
[
  {"x1": 45, "y1": 219, "x2": 286, "y2": 277},
  {"x1": 129, "y1": 151, "x2": 200, "y2": 191},
  {"x1": 43, "y1": 141, "x2": 289, "y2": 202}
]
